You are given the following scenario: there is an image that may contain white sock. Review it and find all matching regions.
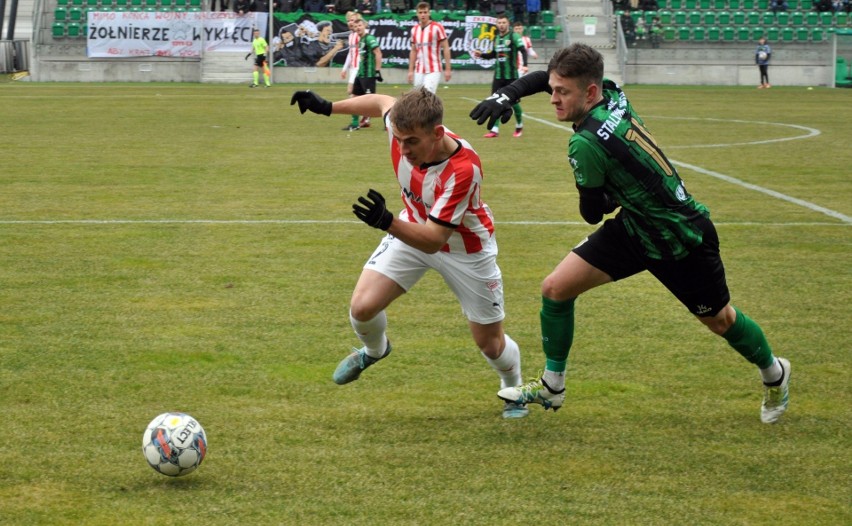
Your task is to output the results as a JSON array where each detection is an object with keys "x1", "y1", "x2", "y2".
[
  {"x1": 542, "y1": 369, "x2": 566, "y2": 393},
  {"x1": 349, "y1": 310, "x2": 388, "y2": 359},
  {"x1": 760, "y1": 357, "x2": 783, "y2": 385},
  {"x1": 482, "y1": 334, "x2": 522, "y2": 389}
]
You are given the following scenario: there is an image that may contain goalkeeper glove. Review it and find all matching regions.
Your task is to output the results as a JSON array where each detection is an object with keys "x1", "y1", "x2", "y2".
[
  {"x1": 352, "y1": 189, "x2": 393, "y2": 231},
  {"x1": 289, "y1": 90, "x2": 333, "y2": 116},
  {"x1": 376, "y1": 70, "x2": 383, "y2": 82},
  {"x1": 469, "y1": 91, "x2": 515, "y2": 130}
]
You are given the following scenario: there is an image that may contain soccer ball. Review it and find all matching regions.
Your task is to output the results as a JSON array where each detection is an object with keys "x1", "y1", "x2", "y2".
[
  {"x1": 758, "y1": 51, "x2": 768, "y2": 61},
  {"x1": 141, "y1": 412, "x2": 207, "y2": 477}
]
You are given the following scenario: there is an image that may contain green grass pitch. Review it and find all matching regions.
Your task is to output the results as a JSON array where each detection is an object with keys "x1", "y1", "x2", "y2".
[{"x1": 0, "y1": 81, "x2": 849, "y2": 525}]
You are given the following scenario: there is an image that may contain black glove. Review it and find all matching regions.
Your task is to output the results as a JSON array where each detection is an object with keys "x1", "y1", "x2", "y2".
[
  {"x1": 289, "y1": 90, "x2": 333, "y2": 116},
  {"x1": 469, "y1": 91, "x2": 515, "y2": 130},
  {"x1": 244, "y1": 52, "x2": 251, "y2": 60},
  {"x1": 352, "y1": 189, "x2": 393, "y2": 231},
  {"x1": 376, "y1": 70, "x2": 383, "y2": 82}
]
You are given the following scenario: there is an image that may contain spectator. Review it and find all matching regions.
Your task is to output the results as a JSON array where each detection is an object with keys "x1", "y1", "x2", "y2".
[
  {"x1": 635, "y1": 17, "x2": 646, "y2": 42},
  {"x1": 526, "y1": 0, "x2": 540, "y2": 24},
  {"x1": 769, "y1": 0, "x2": 788, "y2": 11},
  {"x1": 815, "y1": 0, "x2": 833, "y2": 10},
  {"x1": 649, "y1": 16, "x2": 663, "y2": 48},
  {"x1": 211, "y1": 0, "x2": 229, "y2": 11},
  {"x1": 479, "y1": 0, "x2": 492, "y2": 14},
  {"x1": 334, "y1": 0, "x2": 355, "y2": 13},
  {"x1": 389, "y1": 0, "x2": 407, "y2": 12},
  {"x1": 621, "y1": 12, "x2": 636, "y2": 46},
  {"x1": 278, "y1": 0, "x2": 300, "y2": 10},
  {"x1": 357, "y1": 0, "x2": 374, "y2": 13},
  {"x1": 639, "y1": 0, "x2": 658, "y2": 10},
  {"x1": 234, "y1": 0, "x2": 251, "y2": 13},
  {"x1": 511, "y1": 0, "x2": 526, "y2": 22},
  {"x1": 303, "y1": 0, "x2": 326, "y2": 11}
]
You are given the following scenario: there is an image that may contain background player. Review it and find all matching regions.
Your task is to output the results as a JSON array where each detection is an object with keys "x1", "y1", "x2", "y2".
[
  {"x1": 407, "y1": 2, "x2": 452, "y2": 93},
  {"x1": 472, "y1": 14, "x2": 527, "y2": 138}
]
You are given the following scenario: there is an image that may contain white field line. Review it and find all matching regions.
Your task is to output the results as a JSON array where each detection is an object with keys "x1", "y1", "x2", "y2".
[
  {"x1": 462, "y1": 98, "x2": 849, "y2": 224},
  {"x1": 0, "y1": 219, "x2": 846, "y2": 227}
]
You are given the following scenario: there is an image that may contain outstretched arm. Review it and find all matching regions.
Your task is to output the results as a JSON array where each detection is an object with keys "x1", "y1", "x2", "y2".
[
  {"x1": 291, "y1": 91, "x2": 396, "y2": 118},
  {"x1": 469, "y1": 70, "x2": 551, "y2": 129}
]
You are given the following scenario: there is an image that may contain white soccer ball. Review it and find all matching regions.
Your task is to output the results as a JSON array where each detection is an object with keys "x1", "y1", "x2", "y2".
[
  {"x1": 141, "y1": 412, "x2": 207, "y2": 477},
  {"x1": 758, "y1": 51, "x2": 768, "y2": 61}
]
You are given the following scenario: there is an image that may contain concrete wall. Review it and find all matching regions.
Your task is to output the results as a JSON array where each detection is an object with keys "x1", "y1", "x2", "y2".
[
  {"x1": 623, "y1": 44, "x2": 833, "y2": 87},
  {"x1": 33, "y1": 56, "x2": 202, "y2": 82}
]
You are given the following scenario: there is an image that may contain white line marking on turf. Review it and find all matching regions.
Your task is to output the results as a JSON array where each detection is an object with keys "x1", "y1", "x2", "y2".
[
  {"x1": 0, "y1": 219, "x2": 846, "y2": 227},
  {"x1": 671, "y1": 161, "x2": 851, "y2": 224},
  {"x1": 461, "y1": 97, "x2": 848, "y2": 224},
  {"x1": 650, "y1": 117, "x2": 821, "y2": 148}
]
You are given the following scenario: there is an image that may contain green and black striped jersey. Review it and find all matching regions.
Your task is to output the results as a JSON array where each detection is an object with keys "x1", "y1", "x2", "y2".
[
  {"x1": 358, "y1": 33, "x2": 380, "y2": 78},
  {"x1": 488, "y1": 31, "x2": 526, "y2": 80},
  {"x1": 569, "y1": 80, "x2": 709, "y2": 260}
]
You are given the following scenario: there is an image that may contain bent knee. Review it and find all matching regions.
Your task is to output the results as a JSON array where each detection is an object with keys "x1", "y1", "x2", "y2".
[{"x1": 699, "y1": 304, "x2": 736, "y2": 335}]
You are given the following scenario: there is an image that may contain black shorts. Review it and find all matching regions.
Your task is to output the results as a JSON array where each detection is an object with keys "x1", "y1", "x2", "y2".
[
  {"x1": 255, "y1": 54, "x2": 267, "y2": 68},
  {"x1": 491, "y1": 78, "x2": 517, "y2": 94},
  {"x1": 353, "y1": 77, "x2": 377, "y2": 96},
  {"x1": 572, "y1": 214, "x2": 730, "y2": 317}
]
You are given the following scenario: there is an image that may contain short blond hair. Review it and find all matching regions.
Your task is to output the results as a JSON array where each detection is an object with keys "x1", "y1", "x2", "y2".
[{"x1": 390, "y1": 88, "x2": 443, "y2": 133}]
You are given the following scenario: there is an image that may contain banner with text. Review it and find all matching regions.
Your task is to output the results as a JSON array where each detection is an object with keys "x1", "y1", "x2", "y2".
[
  {"x1": 271, "y1": 11, "x2": 496, "y2": 70},
  {"x1": 86, "y1": 11, "x2": 267, "y2": 58}
]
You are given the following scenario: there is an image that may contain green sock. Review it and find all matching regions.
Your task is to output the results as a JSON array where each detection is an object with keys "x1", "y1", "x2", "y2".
[
  {"x1": 252, "y1": 71, "x2": 259, "y2": 85},
  {"x1": 513, "y1": 103, "x2": 523, "y2": 125},
  {"x1": 540, "y1": 296, "x2": 575, "y2": 373},
  {"x1": 722, "y1": 306, "x2": 775, "y2": 369},
  {"x1": 351, "y1": 115, "x2": 359, "y2": 127}
]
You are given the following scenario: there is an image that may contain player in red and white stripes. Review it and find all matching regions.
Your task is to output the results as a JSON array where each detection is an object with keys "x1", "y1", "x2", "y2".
[
  {"x1": 514, "y1": 21, "x2": 538, "y2": 77},
  {"x1": 407, "y1": 2, "x2": 452, "y2": 93},
  {"x1": 340, "y1": 12, "x2": 370, "y2": 129},
  {"x1": 289, "y1": 87, "x2": 528, "y2": 419}
]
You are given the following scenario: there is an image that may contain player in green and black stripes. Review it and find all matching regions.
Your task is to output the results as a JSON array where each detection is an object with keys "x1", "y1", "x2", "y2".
[
  {"x1": 345, "y1": 18, "x2": 383, "y2": 132},
  {"x1": 473, "y1": 14, "x2": 527, "y2": 138},
  {"x1": 469, "y1": 43, "x2": 791, "y2": 424}
]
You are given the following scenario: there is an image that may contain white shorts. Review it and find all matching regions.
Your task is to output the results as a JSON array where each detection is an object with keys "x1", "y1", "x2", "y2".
[
  {"x1": 364, "y1": 233, "x2": 505, "y2": 324},
  {"x1": 413, "y1": 71, "x2": 441, "y2": 94},
  {"x1": 348, "y1": 68, "x2": 358, "y2": 85}
]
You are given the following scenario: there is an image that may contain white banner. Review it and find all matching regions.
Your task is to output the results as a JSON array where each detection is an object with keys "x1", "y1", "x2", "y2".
[{"x1": 86, "y1": 11, "x2": 267, "y2": 58}]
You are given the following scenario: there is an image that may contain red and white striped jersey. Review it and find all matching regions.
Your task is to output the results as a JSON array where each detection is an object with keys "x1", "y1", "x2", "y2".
[
  {"x1": 346, "y1": 31, "x2": 360, "y2": 71},
  {"x1": 410, "y1": 21, "x2": 448, "y2": 75},
  {"x1": 517, "y1": 35, "x2": 537, "y2": 70},
  {"x1": 385, "y1": 118, "x2": 494, "y2": 254}
]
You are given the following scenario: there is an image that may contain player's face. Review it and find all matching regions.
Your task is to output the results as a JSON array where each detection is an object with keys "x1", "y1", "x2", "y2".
[
  {"x1": 548, "y1": 72, "x2": 596, "y2": 123},
  {"x1": 393, "y1": 125, "x2": 442, "y2": 166},
  {"x1": 417, "y1": 8, "x2": 431, "y2": 25},
  {"x1": 356, "y1": 20, "x2": 367, "y2": 36},
  {"x1": 513, "y1": 25, "x2": 523, "y2": 35},
  {"x1": 497, "y1": 18, "x2": 509, "y2": 34}
]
